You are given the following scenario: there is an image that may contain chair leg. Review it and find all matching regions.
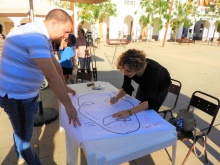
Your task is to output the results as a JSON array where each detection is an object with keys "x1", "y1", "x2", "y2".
[
  {"x1": 170, "y1": 111, "x2": 174, "y2": 118},
  {"x1": 163, "y1": 112, "x2": 167, "y2": 119},
  {"x1": 202, "y1": 137, "x2": 208, "y2": 163},
  {"x1": 182, "y1": 141, "x2": 196, "y2": 165}
]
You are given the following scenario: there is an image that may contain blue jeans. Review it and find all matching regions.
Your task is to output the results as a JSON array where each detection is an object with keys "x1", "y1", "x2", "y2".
[{"x1": 0, "y1": 95, "x2": 42, "y2": 165}]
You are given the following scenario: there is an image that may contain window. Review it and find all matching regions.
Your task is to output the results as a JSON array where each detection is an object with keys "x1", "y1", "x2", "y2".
[{"x1": 124, "y1": 0, "x2": 135, "y2": 6}]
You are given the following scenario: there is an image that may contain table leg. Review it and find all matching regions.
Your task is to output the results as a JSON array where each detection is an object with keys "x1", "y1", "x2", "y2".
[
  {"x1": 172, "y1": 143, "x2": 177, "y2": 165},
  {"x1": 65, "y1": 132, "x2": 81, "y2": 165}
]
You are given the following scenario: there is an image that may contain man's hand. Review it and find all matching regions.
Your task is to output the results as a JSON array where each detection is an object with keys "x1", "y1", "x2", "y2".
[
  {"x1": 66, "y1": 86, "x2": 76, "y2": 95},
  {"x1": 65, "y1": 106, "x2": 81, "y2": 127}
]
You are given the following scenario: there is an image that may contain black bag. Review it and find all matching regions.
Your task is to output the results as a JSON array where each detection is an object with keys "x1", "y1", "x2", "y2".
[
  {"x1": 169, "y1": 108, "x2": 206, "y2": 158},
  {"x1": 169, "y1": 108, "x2": 196, "y2": 132}
]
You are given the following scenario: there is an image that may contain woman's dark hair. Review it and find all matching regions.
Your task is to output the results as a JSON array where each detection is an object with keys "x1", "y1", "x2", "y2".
[
  {"x1": 116, "y1": 49, "x2": 146, "y2": 71},
  {"x1": 78, "y1": 28, "x2": 85, "y2": 36},
  {"x1": 68, "y1": 33, "x2": 76, "y2": 46}
]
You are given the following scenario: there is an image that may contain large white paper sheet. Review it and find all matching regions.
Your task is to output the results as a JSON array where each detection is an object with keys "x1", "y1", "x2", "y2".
[{"x1": 60, "y1": 91, "x2": 175, "y2": 147}]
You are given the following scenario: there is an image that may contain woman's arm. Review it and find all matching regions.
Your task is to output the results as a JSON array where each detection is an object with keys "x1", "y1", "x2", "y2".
[
  {"x1": 110, "y1": 88, "x2": 127, "y2": 104},
  {"x1": 112, "y1": 101, "x2": 149, "y2": 122},
  {"x1": 59, "y1": 38, "x2": 65, "y2": 50}
]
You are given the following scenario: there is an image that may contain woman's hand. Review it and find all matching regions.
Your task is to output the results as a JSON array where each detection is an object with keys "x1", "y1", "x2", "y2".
[
  {"x1": 109, "y1": 96, "x2": 118, "y2": 104},
  {"x1": 112, "y1": 110, "x2": 130, "y2": 122},
  {"x1": 85, "y1": 49, "x2": 89, "y2": 55}
]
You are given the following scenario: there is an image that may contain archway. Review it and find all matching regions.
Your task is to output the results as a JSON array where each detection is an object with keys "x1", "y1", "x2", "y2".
[
  {"x1": 124, "y1": 15, "x2": 133, "y2": 41},
  {"x1": 20, "y1": 18, "x2": 30, "y2": 25},
  {"x1": 2, "y1": 18, "x2": 14, "y2": 35},
  {"x1": 141, "y1": 26, "x2": 147, "y2": 41},
  {"x1": 152, "y1": 17, "x2": 161, "y2": 41},
  {"x1": 79, "y1": 21, "x2": 91, "y2": 32},
  {"x1": 194, "y1": 20, "x2": 205, "y2": 40}
]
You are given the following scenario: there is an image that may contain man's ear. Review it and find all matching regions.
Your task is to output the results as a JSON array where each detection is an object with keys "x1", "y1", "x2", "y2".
[{"x1": 51, "y1": 19, "x2": 59, "y2": 29}]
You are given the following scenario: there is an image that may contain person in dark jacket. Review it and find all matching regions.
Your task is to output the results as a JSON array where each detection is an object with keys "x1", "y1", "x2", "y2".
[{"x1": 110, "y1": 49, "x2": 171, "y2": 121}]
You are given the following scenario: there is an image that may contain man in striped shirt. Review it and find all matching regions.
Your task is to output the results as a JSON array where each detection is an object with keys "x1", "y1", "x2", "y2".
[{"x1": 0, "y1": 9, "x2": 81, "y2": 165}]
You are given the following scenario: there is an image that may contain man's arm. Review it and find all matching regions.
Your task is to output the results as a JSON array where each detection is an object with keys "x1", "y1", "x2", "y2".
[
  {"x1": 52, "y1": 57, "x2": 76, "y2": 95},
  {"x1": 34, "y1": 58, "x2": 80, "y2": 127}
]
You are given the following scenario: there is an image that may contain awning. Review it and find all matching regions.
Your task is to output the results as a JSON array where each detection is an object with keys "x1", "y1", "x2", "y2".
[
  {"x1": 60, "y1": 0, "x2": 107, "y2": 4},
  {"x1": 0, "y1": 0, "x2": 73, "y2": 17}
]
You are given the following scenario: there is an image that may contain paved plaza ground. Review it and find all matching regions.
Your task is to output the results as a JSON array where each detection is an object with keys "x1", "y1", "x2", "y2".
[{"x1": 0, "y1": 40, "x2": 219, "y2": 165}]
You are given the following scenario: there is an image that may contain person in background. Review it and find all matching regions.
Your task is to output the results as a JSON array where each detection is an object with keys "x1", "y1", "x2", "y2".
[
  {"x1": 68, "y1": 33, "x2": 76, "y2": 52},
  {"x1": 59, "y1": 37, "x2": 76, "y2": 84},
  {"x1": 188, "y1": 31, "x2": 193, "y2": 40},
  {"x1": 0, "y1": 24, "x2": 5, "y2": 40},
  {"x1": 0, "y1": 9, "x2": 81, "y2": 165},
  {"x1": 76, "y1": 28, "x2": 91, "y2": 72},
  {"x1": 68, "y1": 33, "x2": 77, "y2": 63},
  {"x1": 110, "y1": 49, "x2": 171, "y2": 121}
]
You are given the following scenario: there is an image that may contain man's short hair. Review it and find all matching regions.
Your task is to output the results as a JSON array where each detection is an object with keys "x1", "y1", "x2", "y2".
[{"x1": 45, "y1": 9, "x2": 73, "y2": 24}]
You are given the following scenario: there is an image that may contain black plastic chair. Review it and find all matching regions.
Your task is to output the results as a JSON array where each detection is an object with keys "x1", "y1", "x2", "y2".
[
  {"x1": 159, "y1": 79, "x2": 182, "y2": 119},
  {"x1": 178, "y1": 91, "x2": 220, "y2": 165}
]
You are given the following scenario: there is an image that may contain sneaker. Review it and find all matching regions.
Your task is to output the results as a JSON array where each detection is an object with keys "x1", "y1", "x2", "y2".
[{"x1": 17, "y1": 158, "x2": 25, "y2": 165}]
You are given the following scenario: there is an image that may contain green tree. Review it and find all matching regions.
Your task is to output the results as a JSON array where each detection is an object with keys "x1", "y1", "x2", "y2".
[
  {"x1": 76, "y1": 0, "x2": 117, "y2": 38},
  {"x1": 76, "y1": 0, "x2": 117, "y2": 24},
  {"x1": 170, "y1": 0, "x2": 199, "y2": 40},
  {"x1": 49, "y1": 0, "x2": 71, "y2": 9},
  {"x1": 137, "y1": 0, "x2": 170, "y2": 41},
  {"x1": 199, "y1": 0, "x2": 220, "y2": 20}
]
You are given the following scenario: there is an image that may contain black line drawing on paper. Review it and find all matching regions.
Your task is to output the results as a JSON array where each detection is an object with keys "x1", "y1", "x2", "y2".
[{"x1": 75, "y1": 92, "x2": 141, "y2": 135}]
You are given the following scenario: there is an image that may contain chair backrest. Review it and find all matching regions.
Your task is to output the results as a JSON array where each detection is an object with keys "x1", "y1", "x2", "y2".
[
  {"x1": 76, "y1": 69, "x2": 92, "y2": 83},
  {"x1": 158, "y1": 79, "x2": 182, "y2": 118},
  {"x1": 167, "y1": 79, "x2": 182, "y2": 110},
  {"x1": 188, "y1": 91, "x2": 220, "y2": 135}
]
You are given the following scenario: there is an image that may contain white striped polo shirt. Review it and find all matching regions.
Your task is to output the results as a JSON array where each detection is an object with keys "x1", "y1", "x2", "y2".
[{"x1": 0, "y1": 21, "x2": 54, "y2": 99}]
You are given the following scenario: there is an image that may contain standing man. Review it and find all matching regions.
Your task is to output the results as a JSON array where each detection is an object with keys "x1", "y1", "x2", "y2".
[{"x1": 0, "y1": 9, "x2": 81, "y2": 165}]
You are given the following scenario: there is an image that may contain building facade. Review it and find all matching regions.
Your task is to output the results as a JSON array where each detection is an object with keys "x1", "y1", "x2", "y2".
[
  {"x1": 74, "y1": 0, "x2": 220, "y2": 42},
  {"x1": 1, "y1": 0, "x2": 219, "y2": 43}
]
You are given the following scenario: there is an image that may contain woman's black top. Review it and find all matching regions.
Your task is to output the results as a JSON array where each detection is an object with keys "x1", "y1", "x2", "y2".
[{"x1": 122, "y1": 58, "x2": 171, "y2": 110}]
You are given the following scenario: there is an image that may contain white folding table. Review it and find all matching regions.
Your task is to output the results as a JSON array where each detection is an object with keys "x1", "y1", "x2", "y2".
[{"x1": 59, "y1": 81, "x2": 177, "y2": 165}]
